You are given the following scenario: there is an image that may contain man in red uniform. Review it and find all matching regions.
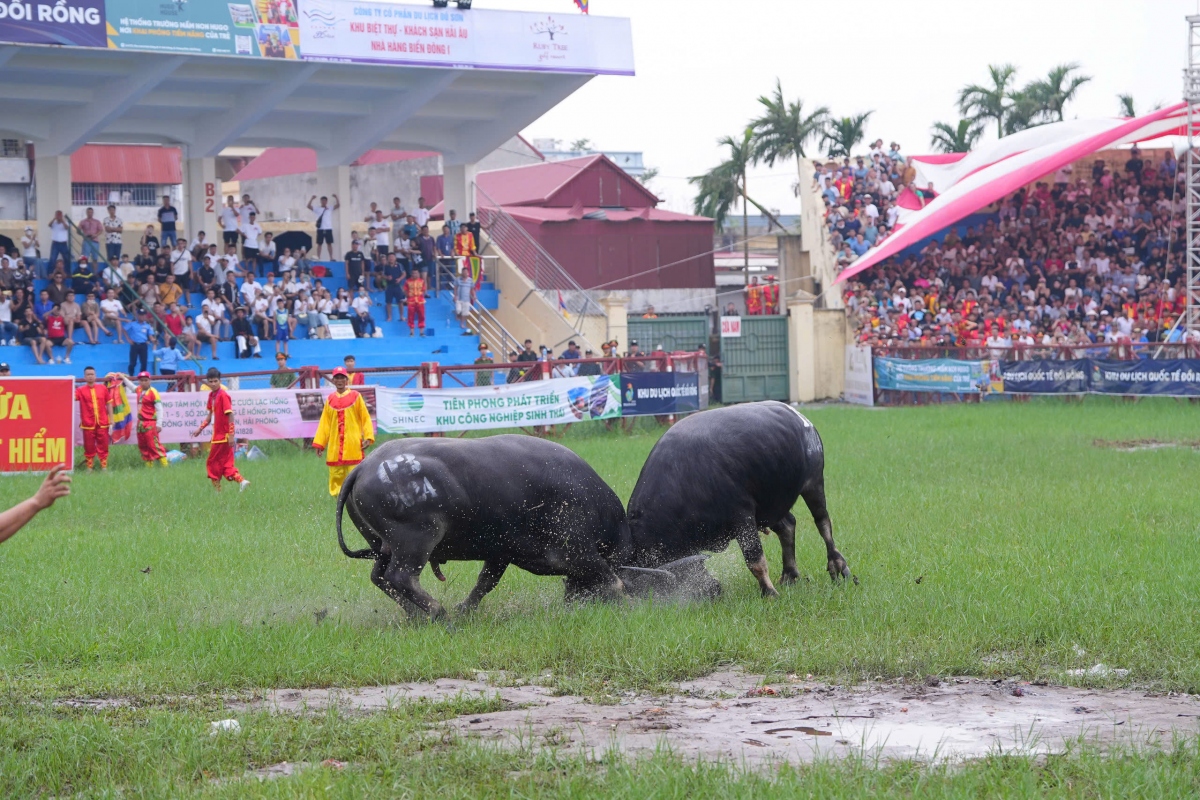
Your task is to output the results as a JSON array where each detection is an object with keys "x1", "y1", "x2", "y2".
[
  {"x1": 745, "y1": 277, "x2": 764, "y2": 316},
  {"x1": 763, "y1": 275, "x2": 780, "y2": 315},
  {"x1": 132, "y1": 371, "x2": 168, "y2": 467},
  {"x1": 343, "y1": 354, "x2": 365, "y2": 386},
  {"x1": 405, "y1": 266, "x2": 428, "y2": 337},
  {"x1": 74, "y1": 365, "x2": 111, "y2": 470},
  {"x1": 191, "y1": 367, "x2": 250, "y2": 491}
]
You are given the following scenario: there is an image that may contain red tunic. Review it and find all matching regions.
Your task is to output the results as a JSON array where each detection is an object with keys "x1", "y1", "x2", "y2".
[
  {"x1": 206, "y1": 387, "x2": 234, "y2": 444},
  {"x1": 135, "y1": 386, "x2": 160, "y2": 432},
  {"x1": 350, "y1": 372, "x2": 365, "y2": 386},
  {"x1": 405, "y1": 277, "x2": 427, "y2": 305},
  {"x1": 75, "y1": 383, "x2": 111, "y2": 430}
]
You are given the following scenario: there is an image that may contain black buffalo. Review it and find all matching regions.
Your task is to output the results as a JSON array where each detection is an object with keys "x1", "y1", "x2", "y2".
[
  {"x1": 336, "y1": 436, "x2": 629, "y2": 618},
  {"x1": 624, "y1": 401, "x2": 852, "y2": 597}
]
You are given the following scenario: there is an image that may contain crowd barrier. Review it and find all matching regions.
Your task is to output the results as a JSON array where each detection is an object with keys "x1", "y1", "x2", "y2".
[
  {"x1": 1, "y1": 353, "x2": 710, "y2": 470},
  {"x1": 851, "y1": 344, "x2": 1200, "y2": 405}
]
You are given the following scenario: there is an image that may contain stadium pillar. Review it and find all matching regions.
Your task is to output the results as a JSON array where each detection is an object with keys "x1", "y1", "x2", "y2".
[
  {"x1": 443, "y1": 162, "x2": 479, "y2": 221},
  {"x1": 787, "y1": 290, "x2": 817, "y2": 403},
  {"x1": 602, "y1": 294, "x2": 629, "y2": 350},
  {"x1": 315, "y1": 165, "x2": 352, "y2": 256},
  {"x1": 33, "y1": 154, "x2": 72, "y2": 221},
  {"x1": 184, "y1": 156, "x2": 219, "y2": 242}
]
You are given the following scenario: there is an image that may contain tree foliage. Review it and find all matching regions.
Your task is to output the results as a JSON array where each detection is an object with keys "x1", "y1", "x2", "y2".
[
  {"x1": 822, "y1": 112, "x2": 874, "y2": 158},
  {"x1": 929, "y1": 119, "x2": 983, "y2": 153}
]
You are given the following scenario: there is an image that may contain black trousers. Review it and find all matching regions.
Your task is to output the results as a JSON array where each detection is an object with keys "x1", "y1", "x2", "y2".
[{"x1": 128, "y1": 342, "x2": 148, "y2": 375}]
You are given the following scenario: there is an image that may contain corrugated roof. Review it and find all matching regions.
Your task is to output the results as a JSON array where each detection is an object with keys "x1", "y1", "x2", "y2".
[
  {"x1": 232, "y1": 148, "x2": 439, "y2": 181},
  {"x1": 70, "y1": 144, "x2": 182, "y2": 184},
  {"x1": 505, "y1": 206, "x2": 710, "y2": 223}
]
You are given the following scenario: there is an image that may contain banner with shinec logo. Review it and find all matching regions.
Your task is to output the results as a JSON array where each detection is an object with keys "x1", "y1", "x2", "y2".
[
  {"x1": 0, "y1": 377, "x2": 75, "y2": 473},
  {"x1": 376, "y1": 375, "x2": 620, "y2": 434},
  {"x1": 0, "y1": 0, "x2": 106, "y2": 48}
]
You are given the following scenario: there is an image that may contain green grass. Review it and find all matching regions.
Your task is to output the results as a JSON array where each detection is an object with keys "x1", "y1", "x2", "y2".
[{"x1": 2, "y1": 398, "x2": 1199, "y2": 796}]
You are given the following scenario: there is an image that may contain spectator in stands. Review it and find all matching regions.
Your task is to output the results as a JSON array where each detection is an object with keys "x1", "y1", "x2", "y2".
[
  {"x1": 309, "y1": 194, "x2": 340, "y2": 260},
  {"x1": 578, "y1": 350, "x2": 601, "y2": 377},
  {"x1": 157, "y1": 196, "x2": 180, "y2": 247},
  {"x1": 78, "y1": 207, "x2": 103, "y2": 263},
  {"x1": 388, "y1": 197, "x2": 406, "y2": 228},
  {"x1": 47, "y1": 211, "x2": 70, "y2": 271},
  {"x1": 242, "y1": 211, "x2": 263, "y2": 276},
  {"x1": 260, "y1": 231, "x2": 278, "y2": 276},
  {"x1": 71, "y1": 256, "x2": 96, "y2": 298},
  {"x1": 332, "y1": 287, "x2": 352, "y2": 320},
  {"x1": 344, "y1": 238, "x2": 367, "y2": 290},
  {"x1": 220, "y1": 196, "x2": 240, "y2": 248},
  {"x1": 232, "y1": 306, "x2": 262, "y2": 358},
  {"x1": 436, "y1": 224, "x2": 455, "y2": 269},
  {"x1": 34, "y1": 289, "x2": 53, "y2": 321},
  {"x1": 273, "y1": 295, "x2": 293, "y2": 356},
  {"x1": 46, "y1": 272, "x2": 70, "y2": 306},
  {"x1": 169, "y1": 238, "x2": 193, "y2": 291},
  {"x1": 0, "y1": 289, "x2": 16, "y2": 345},
  {"x1": 412, "y1": 197, "x2": 431, "y2": 229},
  {"x1": 453, "y1": 265, "x2": 475, "y2": 330},
  {"x1": 350, "y1": 303, "x2": 376, "y2": 339},
  {"x1": 140, "y1": 225, "x2": 159, "y2": 260},
  {"x1": 394, "y1": 227, "x2": 415, "y2": 270},
  {"x1": 20, "y1": 227, "x2": 39, "y2": 278},
  {"x1": 382, "y1": 254, "x2": 406, "y2": 323},
  {"x1": 194, "y1": 308, "x2": 220, "y2": 360},
  {"x1": 446, "y1": 209, "x2": 462, "y2": 236},
  {"x1": 152, "y1": 336, "x2": 186, "y2": 377},
  {"x1": 464, "y1": 212, "x2": 482, "y2": 252},
  {"x1": 513, "y1": 338, "x2": 538, "y2": 382},
  {"x1": 473, "y1": 343, "x2": 493, "y2": 386},
  {"x1": 278, "y1": 247, "x2": 296, "y2": 275},
  {"x1": 561, "y1": 340, "x2": 581, "y2": 360},
  {"x1": 371, "y1": 210, "x2": 391, "y2": 263},
  {"x1": 43, "y1": 304, "x2": 73, "y2": 364},
  {"x1": 158, "y1": 274, "x2": 184, "y2": 308},
  {"x1": 625, "y1": 339, "x2": 645, "y2": 371},
  {"x1": 416, "y1": 225, "x2": 436, "y2": 272},
  {"x1": 18, "y1": 306, "x2": 47, "y2": 364},
  {"x1": 60, "y1": 293, "x2": 81, "y2": 343}
]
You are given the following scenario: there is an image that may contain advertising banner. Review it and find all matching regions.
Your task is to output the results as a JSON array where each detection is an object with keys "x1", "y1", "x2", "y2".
[
  {"x1": 720, "y1": 316, "x2": 741, "y2": 338},
  {"x1": 619, "y1": 372, "x2": 701, "y2": 416},
  {"x1": 1, "y1": 377, "x2": 75, "y2": 473},
  {"x1": 297, "y1": 0, "x2": 634, "y2": 74},
  {"x1": 997, "y1": 359, "x2": 1089, "y2": 394},
  {"x1": 376, "y1": 375, "x2": 620, "y2": 434},
  {"x1": 1089, "y1": 359, "x2": 1200, "y2": 397},
  {"x1": 874, "y1": 357, "x2": 996, "y2": 394},
  {"x1": 844, "y1": 344, "x2": 874, "y2": 406},
  {"x1": 0, "y1": 0, "x2": 105, "y2": 47},
  {"x1": 104, "y1": 0, "x2": 300, "y2": 57}
]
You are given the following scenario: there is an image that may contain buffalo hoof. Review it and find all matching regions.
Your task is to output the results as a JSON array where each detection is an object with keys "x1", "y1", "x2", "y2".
[
  {"x1": 762, "y1": 586, "x2": 780, "y2": 598},
  {"x1": 779, "y1": 569, "x2": 802, "y2": 586},
  {"x1": 827, "y1": 557, "x2": 852, "y2": 583},
  {"x1": 454, "y1": 601, "x2": 478, "y2": 616}
]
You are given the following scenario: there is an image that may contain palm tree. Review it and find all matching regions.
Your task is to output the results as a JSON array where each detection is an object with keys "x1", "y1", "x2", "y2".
[
  {"x1": 1002, "y1": 88, "x2": 1043, "y2": 135},
  {"x1": 1117, "y1": 94, "x2": 1137, "y2": 117},
  {"x1": 750, "y1": 79, "x2": 829, "y2": 196},
  {"x1": 821, "y1": 112, "x2": 873, "y2": 158},
  {"x1": 958, "y1": 63, "x2": 1017, "y2": 138},
  {"x1": 1025, "y1": 62, "x2": 1091, "y2": 122},
  {"x1": 929, "y1": 120, "x2": 983, "y2": 153},
  {"x1": 690, "y1": 128, "x2": 769, "y2": 271}
]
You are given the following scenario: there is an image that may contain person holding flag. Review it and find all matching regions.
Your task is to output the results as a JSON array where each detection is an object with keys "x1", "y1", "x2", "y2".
[
  {"x1": 115, "y1": 372, "x2": 168, "y2": 467},
  {"x1": 763, "y1": 275, "x2": 780, "y2": 315},
  {"x1": 108, "y1": 372, "x2": 135, "y2": 447},
  {"x1": 312, "y1": 366, "x2": 374, "y2": 497},
  {"x1": 404, "y1": 266, "x2": 429, "y2": 337},
  {"x1": 74, "y1": 366, "x2": 112, "y2": 471},
  {"x1": 191, "y1": 367, "x2": 250, "y2": 492},
  {"x1": 453, "y1": 222, "x2": 482, "y2": 288}
]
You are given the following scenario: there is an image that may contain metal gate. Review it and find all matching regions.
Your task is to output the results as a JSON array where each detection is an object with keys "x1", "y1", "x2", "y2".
[
  {"x1": 721, "y1": 316, "x2": 789, "y2": 403},
  {"x1": 627, "y1": 316, "x2": 709, "y2": 353}
]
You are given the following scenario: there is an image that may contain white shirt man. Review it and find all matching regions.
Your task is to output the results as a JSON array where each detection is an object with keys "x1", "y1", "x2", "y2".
[
  {"x1": 278, "y1": 252, "x2": 296, "y2": 273},
  {"x1": 49, "y1": 215, "x2": 69, "y2": 244},
  {"x1": 100, "y1": 294, "x2": 124, "y2": 321},
  {"x1": 412, "y1": 202, "x2": 430, "y2": 228},
  {"x1": 241, "y1": 219, "x2": 263, "y2": 250},
  {"x1": 351, "y1": 290, "x2": 372, "y2": 316},
  {"x1": 194, "y1": 311, "x2": 215, "y2": 339},
  {"x1": 252, "y1": 294, "x2": 271, "y2": 323},
  {"x1": 240, "y1": 277, "x2": 263, "y2": 306},
  {"x1": 389, "y1": 199, "x2": 406, "y2": 226},
  {"x1": 170, "y1": 242, "x2": 191, "y2": 278},
  {"x1": 372, "y1": 214, "x2": 390, "y2": 253},
  {"x1": 238, "y1": 197, "x2": 258, "y2": 227},
  {"x1": 220, "y1": 201, "x2": 240, "y2": 236}
]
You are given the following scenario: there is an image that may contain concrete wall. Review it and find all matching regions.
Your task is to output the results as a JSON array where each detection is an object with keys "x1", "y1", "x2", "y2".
[
  {"x1": 797, "y1": 157, "x2": 843, "y2": 310},
  {"x1": 813, "y1": 308, "x2": 847, "y2": 400},
  {"x1": 488, "y1": 240, "x2": 604, "y2": 352}
]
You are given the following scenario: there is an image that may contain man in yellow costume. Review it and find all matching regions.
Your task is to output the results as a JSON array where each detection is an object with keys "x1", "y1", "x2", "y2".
[{"x1": 312, "y1": 366, "x2": 375, "y2": 496}]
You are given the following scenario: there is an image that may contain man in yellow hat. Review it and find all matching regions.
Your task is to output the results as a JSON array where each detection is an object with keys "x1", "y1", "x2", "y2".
[{"x1": 312, "y1": 366, "x2": 374, "y2": 496}]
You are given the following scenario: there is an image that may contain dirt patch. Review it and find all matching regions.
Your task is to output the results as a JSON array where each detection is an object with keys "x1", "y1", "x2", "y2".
[
  {"x1": 1092, "y1": 438, "x2": 1200, "y2": 451},
  {"x1": 235, "y1": 671, "x2": 1200, "y2": 764}
]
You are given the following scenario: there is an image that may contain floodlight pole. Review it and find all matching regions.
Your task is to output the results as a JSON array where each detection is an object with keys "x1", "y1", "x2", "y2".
[{"x1": 1185, "y1": 16, "x2": 1200, "y2": 333}]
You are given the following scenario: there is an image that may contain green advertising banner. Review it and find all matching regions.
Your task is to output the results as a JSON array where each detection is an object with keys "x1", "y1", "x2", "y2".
[{"x1": 104, "y1": 0, "x2": 301, "y2": 58}]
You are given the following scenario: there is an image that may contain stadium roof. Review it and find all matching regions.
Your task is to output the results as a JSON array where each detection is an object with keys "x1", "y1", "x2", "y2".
[
  {"x1": 0, "y1": 6, "x2": 633, "y2": 166},
  {"x1": 231, "y1": 147, "x2": 438, "y2": 181}
]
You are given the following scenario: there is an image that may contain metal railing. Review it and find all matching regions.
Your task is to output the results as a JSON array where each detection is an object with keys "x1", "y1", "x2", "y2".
[
  {"x1": 873, "y1": 343, "x2": 1200, "y2": 361},
  {"x1": 473, "y1": 182, "x2": 606, "y2": 324}
]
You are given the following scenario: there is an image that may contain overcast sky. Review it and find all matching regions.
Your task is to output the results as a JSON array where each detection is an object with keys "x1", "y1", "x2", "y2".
[{"x1": 482, "y1": 0, "x2": 1198, "y2": 214}]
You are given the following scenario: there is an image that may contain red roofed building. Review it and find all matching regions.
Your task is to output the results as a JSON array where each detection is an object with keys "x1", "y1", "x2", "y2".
[{"x1": 430, "y1": 155, "x2": 714, "y2": 290}]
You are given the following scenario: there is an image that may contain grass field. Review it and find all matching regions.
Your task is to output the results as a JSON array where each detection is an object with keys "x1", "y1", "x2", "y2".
[{"x1": 2, "y1": 398, "x2": 1199, "y2": 796}]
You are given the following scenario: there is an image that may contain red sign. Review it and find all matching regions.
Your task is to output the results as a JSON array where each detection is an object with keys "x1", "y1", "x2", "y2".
[
  {"x1": 720, "y1": 316, "x2": 742, "y2": 338},
  {"x1": 0, "y1": 377, "x2": 75, "y2": 473}
]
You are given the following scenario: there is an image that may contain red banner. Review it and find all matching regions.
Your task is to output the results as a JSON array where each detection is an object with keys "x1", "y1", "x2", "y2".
[{"x1": 0, "y1": 377, "x2": 75, "y2": 473}]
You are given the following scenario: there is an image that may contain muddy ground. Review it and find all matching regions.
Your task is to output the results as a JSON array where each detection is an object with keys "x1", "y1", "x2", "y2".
[{"x1": 233, "y1": 671, "x2": 1200, "y2": 764}]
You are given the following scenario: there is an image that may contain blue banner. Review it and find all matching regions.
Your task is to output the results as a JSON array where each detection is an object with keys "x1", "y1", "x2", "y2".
[
  {"x1": 0, "y1": 0, "x2": 106, "y2": 47},
  {"x1": 997, "y1": 360, "x2": 1089, "y2": 394},
  {"x1": 620, "y1": 372, "x2": 701, "y2": 416},
  {"x1": 874, "y1": 357, "x2": 996, "y2": 394},
  {"x1": 1090, "y1": 359, "x2": 1200, "y2": 397}
]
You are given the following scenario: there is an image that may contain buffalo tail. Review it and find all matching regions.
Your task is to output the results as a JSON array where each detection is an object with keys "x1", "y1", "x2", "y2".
[{"x1": 335, "y1": 466, "x2": 377, "y2": 559}]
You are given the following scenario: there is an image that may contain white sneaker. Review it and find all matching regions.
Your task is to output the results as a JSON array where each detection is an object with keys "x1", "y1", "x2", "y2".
[
  {"x1": 64, "y1": 357, "x2": 71, "y2": 364},
  {"x1": 239, "y1": 479, "x2": 251, "y2": 492},
  {"x1": 55, "y1": 356, "x2": 62, "y2": 363}
]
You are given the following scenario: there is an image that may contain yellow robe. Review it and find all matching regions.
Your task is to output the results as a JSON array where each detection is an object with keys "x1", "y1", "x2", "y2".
[{"x1": 314, "y1": 389, "x2": 375, "y2": 497}]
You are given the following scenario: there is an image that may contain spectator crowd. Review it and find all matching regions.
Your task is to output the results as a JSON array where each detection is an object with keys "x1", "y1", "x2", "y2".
[{"x1": 816, "y1": 141, "x2": 1199, "y2": 351}]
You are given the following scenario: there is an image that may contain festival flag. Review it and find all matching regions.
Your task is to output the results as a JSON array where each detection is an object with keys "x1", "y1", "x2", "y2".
[
  {"x1": 557, "y1": 290, "x2": 569, "y2": 318},
  {"x1": 469, "y1": 256, "x2": 483, "y2": 290},
  {"x1": 574, "y1": 0, "x2": 588, "y2": 13},
  {"x1": 109, "y1": 380, "x2": 133, "y2": 442}
]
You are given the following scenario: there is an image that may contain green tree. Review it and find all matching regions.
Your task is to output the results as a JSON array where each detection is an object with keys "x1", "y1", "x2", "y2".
[
  {"x1": 569, "y1": 138, "x2": 592, "y2": 151},
  {"x1": 689, "y1": 128, "x2": 770, "y2": 271},
  {"x1": 1002, "y1": 88, "x2": 1043, "y2": 135},
  {"x1": 1117, "y1": 93, "x2": 1137, "y2": 117},
  {"x1": 1024, "y1": 62, "x2": 1091, "y2": 122},
  {"x1": 749, "y1": 78, "x2": 829, "y2": 196},
  {"x1": 636, "y1": 166, "x2": 659, "y2": 186},
  {"x1": 958, "y1": 63, "x2": 1018, "y2": 138},
  {"x1": 929, "y1": 119, "x2": 983, "y2": 153},
  {"x1": 821, "y1": 112, "x2": 873, "y2": 158}
]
